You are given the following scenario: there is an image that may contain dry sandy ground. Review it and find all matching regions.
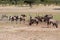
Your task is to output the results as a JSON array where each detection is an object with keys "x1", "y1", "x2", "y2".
[
  {"x1": 0, "y1": 26, "x2": 60, "y2": 40},
  {"x1": 0, "y1": 22, "x2": 60, "y2": 40},
  {"x1": 0, "y1": 5, "x2": 60, "y2": 40},
  {"x1": 0, "y1": 5, "x2": 60, "y2": 13}
]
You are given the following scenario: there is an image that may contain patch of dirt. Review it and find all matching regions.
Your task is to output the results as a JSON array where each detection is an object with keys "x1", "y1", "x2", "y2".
[{"x1": 0, "y1": 5, "x2": 60, "y2": 40}]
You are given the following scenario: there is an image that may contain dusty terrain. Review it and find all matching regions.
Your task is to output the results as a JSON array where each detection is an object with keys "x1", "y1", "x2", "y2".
[
  {"x1": 0, "y1": 5, "x2": 60, "y2": 40},
  {"x1": 0, "y1": 5, "x2": 60, "y2": 13}
]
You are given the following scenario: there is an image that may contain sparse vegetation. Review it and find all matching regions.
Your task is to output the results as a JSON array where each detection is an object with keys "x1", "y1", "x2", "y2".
[{"x1": 0, "y1": 0, "x2": 60, "y2": 6}]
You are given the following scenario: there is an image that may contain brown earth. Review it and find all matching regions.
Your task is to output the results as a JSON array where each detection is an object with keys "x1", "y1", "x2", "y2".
[{"x1": 0, "y1": 5, "x2": 60, "y2": 40}]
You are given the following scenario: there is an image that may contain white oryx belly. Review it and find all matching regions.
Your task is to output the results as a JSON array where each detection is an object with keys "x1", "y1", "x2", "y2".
[
  {"x1": 49, "y1": 19, "x2": 57, "y2": 23},
  {"x1": 34, "y1": 18, "x2": 39, "y2": 21},
  {"x1": 14, "y1": 17, "x2": 17, "y2": 20},
  {"x1": 36, "y1": 19, "x2": 39, "y2": 21}
]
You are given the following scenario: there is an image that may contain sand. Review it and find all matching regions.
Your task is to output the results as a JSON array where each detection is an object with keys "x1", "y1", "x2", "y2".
[{"x1": 0, "y1": 5, "x2": 60, "y2": 40}]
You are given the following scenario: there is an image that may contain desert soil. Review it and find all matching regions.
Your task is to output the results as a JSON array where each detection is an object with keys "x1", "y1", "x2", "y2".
[{"x1": 0, "y1": 5, "x2": 60, "y2": 40}]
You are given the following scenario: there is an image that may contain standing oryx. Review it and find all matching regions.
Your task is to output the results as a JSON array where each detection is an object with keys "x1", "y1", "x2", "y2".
[
  {"x1": 43, "y1": 14, "x2": 58, "y2": 28},
  {"x1": 19, "y1": 14, "x2": 26, "y2": 23},
  {"x1": 29, "y1": 16, "x2": 39, "y2": 26},
  {"x1": 9, "y1": 14, "x2": 26, "y2": 24}
]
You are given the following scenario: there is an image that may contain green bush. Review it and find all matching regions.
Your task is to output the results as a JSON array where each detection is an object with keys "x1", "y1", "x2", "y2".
[{"x1": 0, "y1": 0, "x2": 60, "y2": 5}]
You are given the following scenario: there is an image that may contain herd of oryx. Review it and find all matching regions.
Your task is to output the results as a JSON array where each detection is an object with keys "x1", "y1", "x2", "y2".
[{"x1": 0, "y1": 14, "x2": 58, "y2": 28}]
